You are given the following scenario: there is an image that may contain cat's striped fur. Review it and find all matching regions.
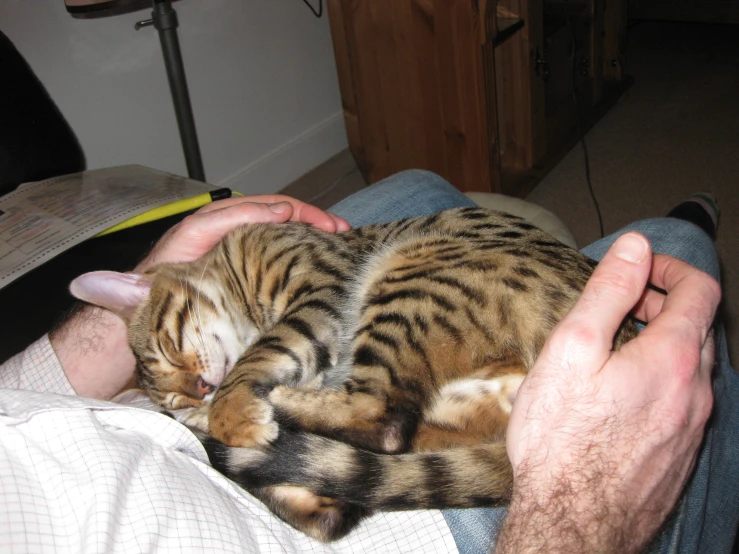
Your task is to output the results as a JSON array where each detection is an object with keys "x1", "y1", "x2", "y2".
[{"x1": 71, "y1": 207, "x2": 637, "y2": 542}]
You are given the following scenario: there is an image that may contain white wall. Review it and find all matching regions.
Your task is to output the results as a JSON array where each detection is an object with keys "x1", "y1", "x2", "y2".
[{"x1": 0, "y1": 0, "x2": 347, "y2": 194}]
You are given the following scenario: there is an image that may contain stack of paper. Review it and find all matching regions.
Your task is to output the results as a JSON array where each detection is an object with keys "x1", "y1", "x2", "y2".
[{"x1": 0, "y1": 165, "x2": 220, "y2": 289}]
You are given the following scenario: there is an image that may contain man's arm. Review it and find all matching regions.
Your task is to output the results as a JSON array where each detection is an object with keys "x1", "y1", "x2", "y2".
[
  {"x1": 46, "y1": 198, "x2": 349, "y2": 400},
  {"x1": 49, "y1": 305, "x2": 135, "y2": 399},
  {"x1": 496, "y1": 232, "x2": 719, "y2": 553}
]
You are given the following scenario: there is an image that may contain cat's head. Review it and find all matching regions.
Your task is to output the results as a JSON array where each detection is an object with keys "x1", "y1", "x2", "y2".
[{"x1": 69, "y1": 265, "x2": 257, "y2": 409}]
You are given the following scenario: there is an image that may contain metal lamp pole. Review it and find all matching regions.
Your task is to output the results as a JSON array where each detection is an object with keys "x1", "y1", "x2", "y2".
[{"x1": 136, "y1": 0, "x2": 205, "y2": 181}]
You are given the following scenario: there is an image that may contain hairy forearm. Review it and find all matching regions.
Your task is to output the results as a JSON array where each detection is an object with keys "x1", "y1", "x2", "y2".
[
  {"x1": 495, "y1": 464, "x2": 657, "y2": 554},
  {"x1": 496, "y1": 491, "x2": 630, "y2": 553},
  {"x1": 49, "y1": 303, "x2": 135, "y2": 399}
]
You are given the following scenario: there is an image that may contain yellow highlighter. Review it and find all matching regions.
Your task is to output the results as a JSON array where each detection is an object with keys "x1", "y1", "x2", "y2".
[{"x1": 96, "y1": 188, "x2": 242, "y2": 237}]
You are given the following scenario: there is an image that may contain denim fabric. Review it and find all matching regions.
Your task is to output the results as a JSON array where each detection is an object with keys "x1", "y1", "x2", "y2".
[
  {"x1": 329, "y1": 171, "x2": 739, "y2": 554},
  {"x1": 328, "y1": 169, "x2": 477, "y2": 227}
]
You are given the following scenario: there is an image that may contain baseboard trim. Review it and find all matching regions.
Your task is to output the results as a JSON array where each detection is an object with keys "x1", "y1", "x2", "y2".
[{"x1": 218, "y1": 111, "x2": 348, "y2": 195}]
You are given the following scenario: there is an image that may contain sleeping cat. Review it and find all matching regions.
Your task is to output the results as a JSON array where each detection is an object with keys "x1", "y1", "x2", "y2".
[{"x1": 70, "y1": 207, "x2": 637, "y2": 542}]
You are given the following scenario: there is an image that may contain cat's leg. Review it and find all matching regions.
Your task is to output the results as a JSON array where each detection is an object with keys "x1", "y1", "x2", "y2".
[
  {"x1": 208, "y1": 289, "x2": 347, "y2": 448},
  {"x1": 412, "y1": 370, "x2": 526, "y2": 452},
  {"x1": 268, "y1": 368, "x2": 424, "y2": 454},
  {"x1": 206, "y1": 352, "x2": 282, "y2": 448},
  {"x1": 270, "y1": 356, "x2": 527, "y2": 455}
]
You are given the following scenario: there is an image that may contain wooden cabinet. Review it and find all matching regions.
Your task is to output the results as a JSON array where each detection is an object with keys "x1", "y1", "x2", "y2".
[{"x1": 326, "y1": 0, "x2": 630, "y2": 197}]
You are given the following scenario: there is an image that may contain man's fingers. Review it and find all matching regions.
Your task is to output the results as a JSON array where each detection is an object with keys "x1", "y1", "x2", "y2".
[
  {"x1": 631, "y1": 287, "x2": 666, "y2": 323},
  {"x1": 195, "y1": 194, "x2": 299, "y2": 213},
  {"x1": 700, "y1": 331, "x2": 717, "y2": 380},
  {"x1": 196, "y1": 195, "x2": 350, "y2": 232},
  {"x1": 622, "y1": 256, "x2": 720, "y2": 345},
  {"x1": 289, "y1": 202, "x2": 349, "y2": 232},
  {"x1": 561, "y1": 233, "x2": 652, "y2": 351},
  {"x1": 648, "y1": 255, "x2": 713, "y2": 293},
  {"x1": 194, "y1": 196, "x2": 262, "y2": 214},
  {"x1": 138, "y1": 202, "x2": 295, "y2": 269},
  {"x1": 188, "y1": 201, "x2": 294, "y2": 239},
  {"x1": 328, "y1": 212, "x2": 352, "y2": 232},
  {"x1": 644, "y1": 255, "x2": 720, "y2": 341},
  {"x1": 137, "y1": 195, "x2": 350, "y2": 271}
]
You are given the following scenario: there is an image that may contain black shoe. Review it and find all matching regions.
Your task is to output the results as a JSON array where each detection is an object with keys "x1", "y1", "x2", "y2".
[{"x1": 666, "y1": 193, "x2": 720, "y2": 241}]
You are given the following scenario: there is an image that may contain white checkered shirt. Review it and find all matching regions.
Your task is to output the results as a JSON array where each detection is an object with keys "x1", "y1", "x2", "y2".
[{"x1": 0, "y1": 336, "x2": 458, "y2": 553}]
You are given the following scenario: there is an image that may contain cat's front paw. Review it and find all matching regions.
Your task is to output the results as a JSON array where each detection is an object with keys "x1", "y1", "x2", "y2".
[
  {"x1": 208, "y1": 390, "x2": 279, "y2": 448},
  {"x1": 177, "y1": 405, "x2": 210, "y2": 433}
]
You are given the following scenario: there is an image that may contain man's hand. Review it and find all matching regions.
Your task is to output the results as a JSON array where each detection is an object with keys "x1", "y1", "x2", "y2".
[
  {"x1": 52, "y1": 196, "x2": 348, "y2": 400},
  {"x1": 496, "y1": 232, "x2": 719, "y2": 553},
  {"x1": 136, "y1": 195, "x2": 350, "y2": 271}
]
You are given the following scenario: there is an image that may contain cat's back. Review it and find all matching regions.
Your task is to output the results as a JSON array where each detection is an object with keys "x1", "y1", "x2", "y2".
[
  {"x1": 341, "y1": 207, "x2": 605, "y2": 371},
  {"x1": 351, "y1": 207, "x2": 596, "y2": 301}
]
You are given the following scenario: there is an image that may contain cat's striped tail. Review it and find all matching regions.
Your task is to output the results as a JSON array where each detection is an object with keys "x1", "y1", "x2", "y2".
[{"x1": 199, "y1": 428, "x2": 513, "y2": 511}]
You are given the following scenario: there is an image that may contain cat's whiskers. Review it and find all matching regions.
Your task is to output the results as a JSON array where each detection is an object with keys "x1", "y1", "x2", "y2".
[
  {"x1": 179, "y1": 276, "x2": 200, "y2": 352},
  {"x1": 194, "y1": 260, "x2": 211, "y2": 355}
]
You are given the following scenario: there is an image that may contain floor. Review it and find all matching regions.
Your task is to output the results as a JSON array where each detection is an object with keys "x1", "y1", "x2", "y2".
[{"x1": 279, "y1": 20, "x2": 739, "y2": 361}]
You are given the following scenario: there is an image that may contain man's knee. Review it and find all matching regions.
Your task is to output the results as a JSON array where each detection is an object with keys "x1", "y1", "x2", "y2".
[
  {"x1": 583, "y1": 217, "x2": 719, "y2": 281},
  {"x1": 374, "y1": 169, "x2": 457, "y2": 194}
]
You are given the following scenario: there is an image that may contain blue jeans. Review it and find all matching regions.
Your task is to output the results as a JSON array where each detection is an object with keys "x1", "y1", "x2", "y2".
[{"x1": 329, "y1": 170, "x2": 739, "y2": 554}]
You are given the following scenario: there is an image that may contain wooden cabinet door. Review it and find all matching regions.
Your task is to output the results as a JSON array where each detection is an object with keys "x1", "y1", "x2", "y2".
[{"x1": 326, "y1": 0, "x2": 496, "y2": 193}]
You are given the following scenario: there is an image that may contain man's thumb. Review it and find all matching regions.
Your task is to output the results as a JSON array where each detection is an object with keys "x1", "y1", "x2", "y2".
[{"x1": 564, "y1": 232, "x2": 651, "y2": 346}]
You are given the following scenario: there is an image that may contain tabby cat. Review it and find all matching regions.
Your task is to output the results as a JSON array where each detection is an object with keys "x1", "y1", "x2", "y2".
[{"x1": 70, "y1": 207, "x2": 637, "y2": 542}]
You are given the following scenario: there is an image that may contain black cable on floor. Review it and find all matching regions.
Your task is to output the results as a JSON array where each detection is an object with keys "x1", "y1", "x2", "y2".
[
  {"x1": 574, "y1": 107, "x2": 605, "y2": 238},
  {"x1": 301, "y1": 0, "x2": 323, "y2": 18},
  {"x1": 568, "y1": 15, "x2": 605, "y2": 239}
]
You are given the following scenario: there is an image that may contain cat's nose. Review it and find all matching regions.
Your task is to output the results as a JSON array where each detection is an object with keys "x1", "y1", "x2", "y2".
[{"x1": 196, "y1": 376, "x2": 215, "y2": 398}]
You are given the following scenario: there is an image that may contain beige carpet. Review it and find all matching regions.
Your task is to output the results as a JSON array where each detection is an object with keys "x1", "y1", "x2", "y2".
[{"x1": 281, "y1": 20, "x2": 739, "y2": 361}]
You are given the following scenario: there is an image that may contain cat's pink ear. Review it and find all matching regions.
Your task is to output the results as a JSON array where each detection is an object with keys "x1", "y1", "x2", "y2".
[{"x1": 69, "y1": 271, "x2": 152, "y2": 321}]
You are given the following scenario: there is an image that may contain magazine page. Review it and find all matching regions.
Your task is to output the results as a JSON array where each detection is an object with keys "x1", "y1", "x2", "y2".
[{"x1": 0, "y1": 165, "x2": 215, "y2": 289}]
